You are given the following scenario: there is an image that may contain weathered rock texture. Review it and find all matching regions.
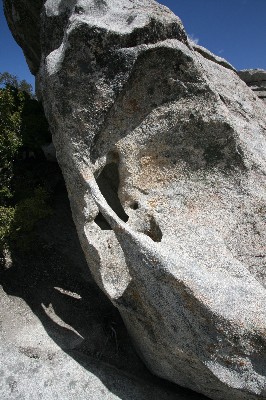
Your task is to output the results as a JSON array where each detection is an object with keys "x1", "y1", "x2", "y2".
[
  {"x1": 4, "y1": 1, "x2": 266, "y2": 400},
  {"x1": 191, "y1": 42, "x2": 236, "y2": 72},
  {"x1": 238, "y1": 69, "x2": 266, "y2": 104}
]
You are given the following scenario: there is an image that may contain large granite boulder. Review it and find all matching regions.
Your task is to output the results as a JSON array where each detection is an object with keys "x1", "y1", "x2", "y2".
[{"x1": 4, "y1": 1, "x2": 266, "y2": 400}]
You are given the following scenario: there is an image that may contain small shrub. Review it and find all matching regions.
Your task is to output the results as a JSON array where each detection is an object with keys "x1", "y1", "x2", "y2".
[
  {"x1": 12, "y1": 187, "x2": 52, "y2": 234},
  {"x1": 1, "y1": 187, "x2": 52, "y2": 252}
]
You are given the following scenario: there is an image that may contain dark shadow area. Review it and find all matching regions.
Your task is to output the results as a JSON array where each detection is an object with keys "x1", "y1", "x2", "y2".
[
  {"x1": 0, "y1": 168, "x2": 207, "y2": 399},
  {"x1": 144, "y1": 216, "x2": 162, "y2": 242},
  {"x1": 130, "y1": 201, "x2": 139, "y2": 210},
  {"x1": 94, "y1": 162, "x2": 128, "y2": 230},
  {"x1": 94, "y1": 211, "x2": 112, "y2": 230}
]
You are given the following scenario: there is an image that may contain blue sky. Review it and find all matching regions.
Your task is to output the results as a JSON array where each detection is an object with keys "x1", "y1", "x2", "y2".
[{"x1": 0, "y1": 0, "x2": 265, "y2": 88}]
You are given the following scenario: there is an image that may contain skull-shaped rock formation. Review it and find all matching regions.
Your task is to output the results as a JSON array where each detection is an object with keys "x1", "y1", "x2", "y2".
[{"x1": 4, "y1": 1, "x2": 266, "y2": 399}]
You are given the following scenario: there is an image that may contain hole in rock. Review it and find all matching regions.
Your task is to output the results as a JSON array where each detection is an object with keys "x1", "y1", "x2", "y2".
[
  {"x1": 144, "y1": 216, "x2": 162, "y2": 242},
  {"x1": 94, "y1": 162, "x2": 129, "y2": 230},
  {"x1": 130, "y1": 202, "x2": 139, "y2": 210},
  {"x1": 94, "y1": 212, "x2": 112, "y2": 230},
  {"x1": 74, "y1": 5, "x2": 85, "y2": 14}
]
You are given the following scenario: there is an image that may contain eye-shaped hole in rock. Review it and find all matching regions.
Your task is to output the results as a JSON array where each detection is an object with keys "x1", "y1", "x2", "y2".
[
  {"x1": 94, "y1": 162, "x2": 129, "y2": 230},
  {"x1": 74, "y1": 6, "x2": 85, "y2": 14},
  {"x1": 143, "y1": 216, "x2": 162, "y2": 242},
  {"x1": 130, "y1": 202, "x2": 139, "y2": 210}
]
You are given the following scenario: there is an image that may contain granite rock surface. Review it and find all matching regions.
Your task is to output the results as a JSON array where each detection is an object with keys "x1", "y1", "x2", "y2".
[
  {"x1": 191, "y1": 42, "x2": 236, "y2": 72},
  {"x1": 3, "y1": 1, "x2": 266, "y2": 400},
  {"x1": 238, "y1": 69, "x2": 266, "y2": 104}
]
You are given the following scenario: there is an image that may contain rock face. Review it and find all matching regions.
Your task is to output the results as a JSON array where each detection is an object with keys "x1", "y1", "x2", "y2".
[
  {"x1": 4, "y1": 1, "x2": 266, "y2": 400},
  {"x1": 3, "y1": 0, "x2": 43, "y2": 74},
  {"x1": 191, "y1": 42, "x2": 236, "y2": 72},
  {"x1": 238, "y1": 69, "x2": 266, "y2": 104}
]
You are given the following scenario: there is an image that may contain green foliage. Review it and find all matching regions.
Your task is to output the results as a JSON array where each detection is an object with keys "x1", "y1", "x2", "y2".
[
  {"x1": 11, "y1": 187, "x2": 52, "y2": 251},
  {"x1": 0, "y1": 85, "x2": 24, "y2": 205},
  {"x1": 0, "y1": 87, "x2": 23, "y2": 162},
  {"x1": 0, "y1": 187, "x2": 52, "y2": 253},
  {"x1": 0, "y1": 71, "x2": 33, "y2": 96},
  {"x1": 13, "y1": 187, "x2": 52, "y2": 233},
  {"x1": 0, "y1": 206, "x2": 15, "y2": 252},
  {"x1": 0, "y1": 72, "x2": 53, "y2": 254},
  {"x1": 0, "y1": 71, "x2": 51, "y2": 153}
]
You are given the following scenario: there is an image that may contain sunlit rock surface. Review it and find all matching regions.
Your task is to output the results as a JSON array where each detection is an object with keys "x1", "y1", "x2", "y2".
[{"x1": 4, "y1": 1, "x2": 266, "y2": 399}]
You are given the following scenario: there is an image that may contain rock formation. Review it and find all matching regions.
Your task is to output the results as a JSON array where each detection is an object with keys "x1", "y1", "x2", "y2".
[
  {"x1": 238, "y1": 69, "x2": 266, "y2": 104},
  {"x1": 191, "y1": 42, "x2": 236, "y2": 72},
  {"x1": 4, "y1": 1, "x2": 266, "y2": 400}
]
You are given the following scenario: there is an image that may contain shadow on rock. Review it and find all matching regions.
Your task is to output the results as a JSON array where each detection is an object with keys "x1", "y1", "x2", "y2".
[{"x1": 0, "y1": 173, "x2": 207, "y2": 399}]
